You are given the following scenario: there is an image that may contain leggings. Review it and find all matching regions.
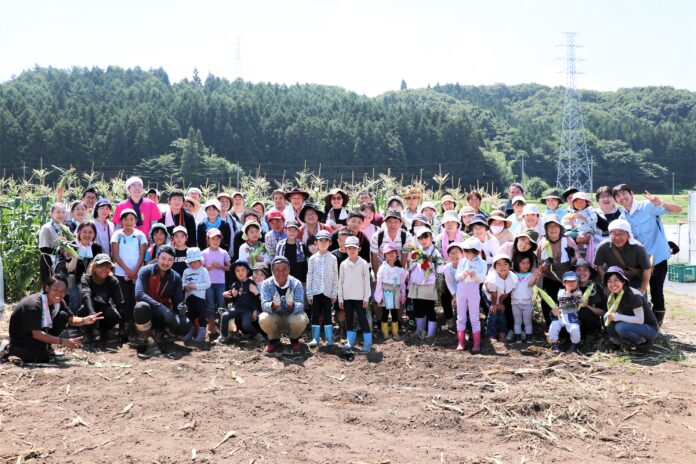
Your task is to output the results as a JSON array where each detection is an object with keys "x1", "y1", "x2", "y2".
[
  {"x1": 456, "y1": 282, "x2": 481, "y2": 332},
  {"x1": 311, "y1": 294, "x2": 333, "y2": 326},
  {"x1": 117, "y1": 276, "x2": 136, "y2": 332},
  {"x1": 381, "y1": 307, "x2": 399, "y2": 323},
  {"x1": 511, "y1": 300, "x2": 533, "y2": 335},
  {"x1": 413, "y1": 298, "x2": 436, "y2": 322},
  {"x1": 186, "y1": 295, "x2": 207, "y2": 327},
  {"x1": 344, "y1": 300, "x2": 370, "y2": 332}
]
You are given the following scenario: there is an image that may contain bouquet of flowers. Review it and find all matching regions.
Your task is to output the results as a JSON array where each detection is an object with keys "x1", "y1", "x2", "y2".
[{"x1": 409, "y1": 248, "x2": 441, "y2": 281}]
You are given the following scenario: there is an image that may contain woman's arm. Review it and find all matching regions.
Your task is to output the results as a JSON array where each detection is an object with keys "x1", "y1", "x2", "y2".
[{"x1": 612, "y1": 306, "x2": 644, "y2": 324}]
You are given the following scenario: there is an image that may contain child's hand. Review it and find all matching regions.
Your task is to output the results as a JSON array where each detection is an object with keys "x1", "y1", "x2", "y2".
[
  {"x1": 551, "y1": 307, "x2": 560, "y2": 317},
  {"x1": 331, "y1": 298, "x2": 336, "y2": 305},
  {"x1": 252, "y1": 310, "x2": 258, "y2": 321},
  {"x1": 533, "y1": 268, "x2": 542, "y2": 277},
  {"x1": 249, "y1": 283, "x2": 259, "y2": 296},
  {"x1": 230, "y1": 288, "x2": 239, "y2": 298},
  {"x1": 339, "y1": 302, "x2": 344, "y2": 310},
  {"x1": 579, "y1": 298, "x2": 588, "y2": 308},
  {"x1": 451, "y1": 298, "x2": 457, "y2": 309},
  {"x1": 184, "y1": 284, "x2": 194, "y2": 292},
  {"x1": 607, "y1": 313, "x2": 615, "y2": 322},
  {"x1": 223, "y1": 290, "x2": 233, "y2": 299},
  {"x1": 362, "y1": 300, "x2": 369, "y2": 309}
]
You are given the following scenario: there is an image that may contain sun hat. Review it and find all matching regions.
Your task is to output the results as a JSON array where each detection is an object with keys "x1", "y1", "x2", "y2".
[
  {"x1": 119, "y1": 208, "x2": 137, "y2": 220},
  {"x1": 203, "y1": 199, "x2": 221, "y2": 211},
  {"x1": 522, "y1": 204, "x2": 540, "y2": 216},
  {"x1": 540, "y1": 189, "x2": 564, "y2": 205},
  {"x1": 603, "y1": 266, "x2": 630, "y2": 286},
  {"x1": 299, "y1": 203, "x2": 325, "y2": 223},
  {"x1": 285, "y1": 187, "x2": 310, "y2": 201},
  {"x1": 185, "y1": 247, "x2": 204, "y2": 264},
  {"x1": 324, "y1": 188, "x2": 349, "y2": 207},
  {"x1": 462, "y1": 237, "x2": 483, "y2": 252},
  {"x1": 401, "y1": 187, "x2": 423, "y2": 200},
  {"x1": 487, "y1": 211, "x2": 512, "y2": 228}
]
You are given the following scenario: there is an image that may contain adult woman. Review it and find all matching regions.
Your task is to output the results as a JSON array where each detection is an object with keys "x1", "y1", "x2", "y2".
[
  {"x1": 79, "y1": 254, "x2": 123, "y2": 344},
  {"x1": 7, "y1": 276, "x2": 101, "y2": 363},
  {"x1": 518, "y1": 204, "x2": 545, "y2": 238},
  {"x1": 359, "y1": 203, "x2": 379, "y2": 241},
  {"x1": 65, "y1": 200, "x2": 88, "y2": 234},
  {"x1": 536, "y1": 216, "x2": 579, "y2": 326},
  {"x1": 466, "y1": 191, "x2": 488, "y2": 218},
  {"x1": 56, "y1": 222, "x2": 103, "y2": 311},
  {"x1": 459, "y1": 206, "x2": 476, "y2": 232},
  {"x1": 440, "y1": 194, "x2": 457, "y2": 213},
  {"x1": 286, "y1": 187, "x2": 310, "y2": 222},
  {"x1": 163, "y1": 189, "x2": 198, "y2": 246},
  {"x1": 468, "y1": 216, "x2": 499, "y2": 266},
  {"x1": 92, "y1": 198, "x2": 115, "y2": 257},
  {"x1": 486, "y1": 210, "x2": 514, "y2": 247},
  {"x1": 506, "y1": 196, "x2": 526, "y2": 232},
  {"x1": 250, "y1": 201, "x2": 270, "y2": 233},
  {"x1": 604, "y1": 266, "x2": 659, "y2": 353},
  {"x1": 113, "y1": 177, "x2": 162, "y2": 235},
  {"x1": 595, "y1": 186, "x2": 622, "y2": 239},
  {"x1": 196, "y1": 199, "x2": 232, "y2": 252},
  {"x1": 299, "y1": 203, "x2": 332, "y2": 244},
  {"x1": 573, "y1": 259, "x2": 605, "y2": 340},
  {"x1": 186, "y1": 187, "x2": 207, "y2": 224},
  {"x1": 324, "y1": 188, "x2": 349, "y2": 229}
]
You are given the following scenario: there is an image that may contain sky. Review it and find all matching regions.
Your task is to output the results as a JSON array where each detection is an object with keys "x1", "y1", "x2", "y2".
[{"x1": 1, "y1": 0, "x2": 694, "y2": 96}]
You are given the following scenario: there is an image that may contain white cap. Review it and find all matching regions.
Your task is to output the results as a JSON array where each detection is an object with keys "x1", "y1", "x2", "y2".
[
  {"x1": 125, "y1": 177, "x2": 143, "y2": 190},
  {"x1": 203, "y1": 198, "x2": 221, "y2": 211},
  {"x1": 522, "y1": 204, "x2": 539, "y2": 216},
  {"x1": 608, "y1": 219, "x2": 639, "y2": 245},
  {"x1": 418, "y1": 201, "x2": 437, "y2": 213},
  {"x1": 462, "y1": 237, "x2": 483, "y2": 252},
  {"x1": 511, "y1": 195, "x2": 526, "y2": 205},
  {"x1": 572, "y1": 192, "x2": 591, "y2": 203},
  {"x1": 414, "y1": 226, "x2": 431, "y2": 238}
]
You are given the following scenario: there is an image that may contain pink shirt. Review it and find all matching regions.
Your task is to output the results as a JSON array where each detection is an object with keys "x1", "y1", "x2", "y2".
[
  {"x1": 202, "y1": 247, "x2": 230, "y2": 284},
  {"x1": 113, "y1": 198, "x2": 162, "y2": 236}
]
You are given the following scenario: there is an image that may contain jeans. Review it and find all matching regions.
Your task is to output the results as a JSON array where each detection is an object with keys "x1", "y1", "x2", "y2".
[
  {"x1": 133, "y1": 301, "x2": 191, "y2": 336},
  {"x1": 606, "y1": 321, "x2": 658, "y2": 345},
  {"x1": 486, "y1": 308, "x2": 507, "y2": 338},
  {"x1": 221, "y1": 308, "x2": 258, "y2": 337},
  {"x1": 206, "y1": 283, "x2": 226, "y2": 319},
  {"x1": 649, "y1": 260, "x2": 667, "y2": 324}
]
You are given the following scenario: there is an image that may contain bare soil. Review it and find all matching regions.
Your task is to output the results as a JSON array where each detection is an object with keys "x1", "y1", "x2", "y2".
[{"x1": 1, "y1": 291, "x2": 695, "y2": 464}]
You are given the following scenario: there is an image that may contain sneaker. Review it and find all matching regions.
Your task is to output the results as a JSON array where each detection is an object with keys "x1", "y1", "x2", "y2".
[
  {"x1": 215, "y1": 334, "x2": 231, "y2": 344},
  {"x1": 208, "y1": 331, "x2": 220, "y2": 342},
  {"x1": 566, "y1": 344, "x2": 578, "y2": 355},
  {"x1": 551, "y1": 343, "x2": 561, "y2": 355},
  {"x1": 635, "y1": 340, "x2": 653, "y2": 354},
  {"x1": 506, "y1": 330, "x2": 515, "y2": 342},
  {"x1": 143, "y1": 336, "x2": 162, "y2": 357},
  {"x1": 264, "y1": 342, "x2": 278, "y2": 353},
  {"x1": 515, "y1": 334, "x2": 522, "y2": 344}
]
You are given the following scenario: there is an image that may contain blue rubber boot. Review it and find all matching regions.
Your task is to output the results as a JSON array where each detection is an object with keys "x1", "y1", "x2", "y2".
[
  {"x1": 308, "y1": 325, "x2": 321, "y2": 348},
  {"x1": 324, "y1": 325, "x2": 334, "y2": 346},
  {"x1": 362, "y1": 332, "x2": 373, "y2": 353},
  {"x1": 344, "y1": 330, "x2": 357, "y2": 350},
  {"x1": 415, "y1": 318, "x2": 426, "y2": 337}
]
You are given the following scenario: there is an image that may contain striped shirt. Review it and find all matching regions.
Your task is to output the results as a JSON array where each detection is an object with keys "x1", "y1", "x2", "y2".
[{"x1": 306, "y1": 251, "x2": 338, "y2": 298}]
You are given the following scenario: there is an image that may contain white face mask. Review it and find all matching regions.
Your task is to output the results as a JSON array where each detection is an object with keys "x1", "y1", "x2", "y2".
[{"x1": 490, "y1": 225, "x2": 504, "y2": 235}]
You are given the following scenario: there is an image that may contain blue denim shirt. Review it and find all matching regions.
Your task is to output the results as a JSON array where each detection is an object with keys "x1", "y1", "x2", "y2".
[
  {"x1": 620, "y1": 200, "x2": 670, "y2": 265},
  {"x1": 259, "y1": 275, "x2": 305, "y2": 315}
]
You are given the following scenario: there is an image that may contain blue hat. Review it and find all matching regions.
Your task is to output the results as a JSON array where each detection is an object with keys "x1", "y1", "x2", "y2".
[
  {"x1": 185, "y1": 247, "x2": 204, "y2": 264},
  {"x1": 233, "y1": 259, "x2": 252, "y2": 272},
  {"x1": 561, "y1": 271, "x2": 578, "y2": 282}
]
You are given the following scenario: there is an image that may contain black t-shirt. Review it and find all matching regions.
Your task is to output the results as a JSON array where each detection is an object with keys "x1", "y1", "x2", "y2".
[
  {"x1": 80, "y1": 273, "x2": 124, "y2": 311},
  {"x1": 594, "y1": 242, "x2": 651, "y2": 289},
  {"x1": 229, "y1": 279, "x2": 261, "y2": 313},
  {"x1": 172, "y1": 247, "x2": 188, "y2": 277},
  {"x1": 616, "y1": 287, "x2": 659, "y2": 329},
  {"x1": 332, "y1": 249, "x2": 349, "y2": 271},
  {"x1": 9, "y1": 293, "x2": 73, "y2": 347},
  {"x1": 282, "y1": 242, "x2": 309, "y2": 282}
]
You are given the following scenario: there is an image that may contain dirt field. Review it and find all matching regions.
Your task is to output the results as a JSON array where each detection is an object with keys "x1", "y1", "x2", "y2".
[{"x1": 1, "y1": 291, "x2": 695, "y2": 464}]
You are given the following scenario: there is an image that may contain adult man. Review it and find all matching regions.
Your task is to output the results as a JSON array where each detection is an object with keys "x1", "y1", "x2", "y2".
[
  {"x1": 133, "y1": 246, "x2": 192, "y2": 356},
  {"x1": 400, "y1": 188, "x2": 422, "y2": 229},
  {"x1": 370, "y1": 210, "x2": 411, "y2": 274},
  {"x1": 613, "y1": 184, "x2": 682, "y2": 324},
  {"x1": 161, "y1": 189, "x2": 197, "y2": 247},
  {"x1": 594, "y1": 219, "x2": 652, "y2": 294},
  {"x1": 56, "y1": 186, "x2": 99, "y2": 220},
  {"x1": 269, "y1": 189, "x2": 295, "y2": 223},
  {"x1": 501, "y1": 183, "x2": 524, "y2": 216},
  {"x1": 258, "y1": 256, "x2": 309, "y2": 353},
  {"x1": 331, "y1": 211, "x2": 371, "y2": 262}
]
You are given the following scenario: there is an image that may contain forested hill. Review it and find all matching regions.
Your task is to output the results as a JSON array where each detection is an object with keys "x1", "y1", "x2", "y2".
[{"x1": 0, "y1": 66, "x2": 694, "y2": 192}]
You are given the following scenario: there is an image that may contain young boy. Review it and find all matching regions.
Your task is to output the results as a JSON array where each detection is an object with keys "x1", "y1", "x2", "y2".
[
  {"x1": 170, "y1": 225, "x2": 190, "y2": 277},
  {"x1": 110, "y1": 208, "x2": 147, "y2": 342},
  {"x1": 548, "y1": 271, "x2": 583, "y2": 354},
  {"x1": 484, "y1": 253, "x2": 518, "y2": 344},
  {"x1": 264, "y1": 211, "x2": 287, "y2": 260},
  {"x1": 338, "y1": 236, "x2": 372, "y2": 352},
  {"x1": 220, "y1": 260, "x2": 262, "y2": 343},
  {"x1": 182, "y1": 247, "x2": 211, "y2": 343},
  {"x1": 306, "y1": 230, "x2": 338, "y2": 347},
  {"x1": 276, "y1": 220, "x2": 309, "y2": 284},
  {"x1": 238, "y1": 222, "x2": 270, "y2": 266},
  {"x1": 145, "y1": 223, "x2": 169, "y2": 264}
]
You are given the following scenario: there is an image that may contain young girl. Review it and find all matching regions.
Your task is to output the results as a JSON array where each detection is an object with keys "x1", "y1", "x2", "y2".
[
  {"x1": 203, "y1": 228, "x2": 231, "y2": 340},
  {"x1": 408, "y1": 227, "x2": 443, "y2": 338},
  {"x1": 541, "y1": 190, "x2": 568, "y2": 222},
  {"x1": 338, "y1": 236, "x2": 372, "y2": 352},
  {"x1": 374, "y1": 242, "x2": 408, "y2": 340},
  {"x1": 436, "y1": 211, "x2": 466, "y2": 328},
  {"x1": 238, "y1": 222, "x2": 270, "y2": 266},
  {"x1": 93, "y1": 198, "x2": 115, "y2": 257},
  {"x1": 39, "y1": 202, "x2": 69, "y2": 284},
  {"x1": 455, "y1": 237, "x2": 487, "y2": 353},
  {"x1": 484, "y1": 254, "x2": 518, "y2": 343},
  {"x1": 562, "y1": 192, "x2": 598, "y2": 260},
  {"x1": 170, "y1": 225, "x2": 190, "y2": 277},
  {"x1": 220, "y1": 260, "x2": 262, "y2": 343},
  {"x1": 182, "y1": 247, "x2": 211, "y2": 343},
  {"x1": 110, "y1": 208, "x2": 147, "y2": 342},
  {"x1": 144, "y1": 223, "x2": 169, "y2": 264},
  {"x1": 548, "y1": 271, "x2": 582, "y2": 354},
  {"x1": 511, "y1": 256, "x2": 541, "y2": 343},
  {"x1": 306, "y1": 230, "x2": 338, "y2": 347}
]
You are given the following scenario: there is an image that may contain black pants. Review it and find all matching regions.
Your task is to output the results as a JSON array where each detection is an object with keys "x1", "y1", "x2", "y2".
[
  {"x1": 380, "y1": 307, "x2": 399, "y2": 323},
  {"x1": 578, "y1": 308, "x2": 602, "y2": 338},
  {"x1": 650, "y1": 260, "x2": 667, "y2": 324},
  {"x1": 9, "y1": 311, "x2": 70, "y2": 363},
  {"x1": 413, "y1": 298, "x2": 436, "y2": 322},
  {"x1": 133, "y1": 301, "x2": 191, "y2": 336},
  {"x1": 185, "y1": 295, "x2": 207, "y2": 326},
  {"x1": 540, "y1": 278, "x2": 562, "y2": 327},
  {"x1": 117, "y1": 276, "x2": 136, "y2": 332},
  {"x1": 77, "y1": 303, "x2": 120, "y2": 334},
  {"x1": 440, "y1": 279, "x2": 454, "y2": 320},
  {"x1": 344, "y1": 300, "x2": 370, "y2": 332},
  {"x1": 311, "y1": 294, "x2": 333, "y2": 326}
]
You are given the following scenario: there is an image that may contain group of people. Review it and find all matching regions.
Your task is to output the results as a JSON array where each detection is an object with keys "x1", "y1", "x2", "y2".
[{"x1": 3, "y1": 176, "x2": 681, "y2": 362}]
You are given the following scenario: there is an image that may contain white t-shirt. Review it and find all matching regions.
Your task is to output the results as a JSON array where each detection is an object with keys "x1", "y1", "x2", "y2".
[
  {"x1": 511, "y1": 272, "x2": 534, "y2": 302},
  {"x1": 484, "y1": 268, "x2": 519, "y2": 298},
  {"x1": 111, "y1": 229, "x2": 147, "y2": 276}
]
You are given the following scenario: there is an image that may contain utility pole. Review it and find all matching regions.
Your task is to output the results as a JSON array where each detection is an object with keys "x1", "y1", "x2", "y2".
[
  {"x1": 672, "y1": 172, "x2": 675, "y2": 199},
  {"x1": 22, "y1": 161, "x2": 27, "y2": 181},
  {"x1": 556, "y1": 32, "x2": 592, "y2": 192}
]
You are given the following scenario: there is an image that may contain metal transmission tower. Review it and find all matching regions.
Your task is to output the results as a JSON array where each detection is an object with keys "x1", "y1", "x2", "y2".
[
  {"x1": 556, "y1": 32, "x2": 592, "y2": 192},
  {"x1": 235, "y1": 37, "x2": 242, "y2": 79}
]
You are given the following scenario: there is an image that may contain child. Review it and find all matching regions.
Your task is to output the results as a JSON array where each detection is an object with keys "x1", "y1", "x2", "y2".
[
  {"x1": 408, "y1": 227, "x2": 443, "y2": 338},
  {"x1": 252, "y1": 263, "x2": 269, "y2": 285},
  {"x1": 541, "y1": 190, "x2": 568, "y2": 222},
  {"x1": 562, "y1": 192, "x2": 598, "y2": 260},
  {"x1": 306, "y1": 230, "x2": 338, "y2": 347},
  {"x1": 484, "y1": 253, "x2": 518, "y2": 343},
  {"x1": 170, "y1": 225, "x2": 189, "y2": 277},
  {"x1": 455, "y1": 237, "x2": 487, "y2": 353},
  {"x1": 144, "y1": 223, "x2": 169, "y2": 264},
  {"x1": 374, "y1": 242, "x2": 407, "y2": 340},
  {"x1": 110, "y1": 208, "x2": 147, "y2": 342},
  {"x1": 436, "y1": 211, "x2": 466, "y2": 329},
  {"x1": 238, "y1": 222, "x2": 270, "y2": 267},
  {"x1": 331, "y1": 228, "x2": 351, "y2": 337},
  {"x1": 276, "y1": 220, "x2": 309, "y2": 284},
  {"x1": 220, "y1": 260, "x2": 262, "y2": 343},
  {"x1": 203, "y1": 228, "x2": 231, "y2": 340},
  {"x1": 196, "y1": 199, "x2": 232, "y2": 252},
  {"x1": 338, "y1": 236, "x2": 372, "y2": 352},
  {"x1": 38, "y1": 202, "x2": 69, "y2": 284},
  {"x1": 511, "y1": 256, "x2": 541, "y2": 343},
  {"x1": 182, "y1": 247, "x2": 211, "y2": 343},
  {"x1": 548, "y1": 271, "x2": 582, "y2": 354}
]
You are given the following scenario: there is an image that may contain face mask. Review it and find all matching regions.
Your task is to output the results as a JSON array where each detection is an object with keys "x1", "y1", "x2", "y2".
[{"x1": 490, "y1": 225, "x2": 504, "y2": 234}]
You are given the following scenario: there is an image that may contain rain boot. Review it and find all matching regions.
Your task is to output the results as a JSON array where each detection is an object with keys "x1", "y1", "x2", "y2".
[
  {"x1": 324, "y1": 325, "x2": 334, "y2": 346},
  {"x1": 194, "y1": 327, "x2": 206, "y2": 343},
  {"x1": 344, "y1": 331, "x2": 357, "y2": 350},
  {"x1": 415, "y1": 318, "x2": 426, "y2": 338},
  {"x1": 381, "y1": 322, "x2": 390, "y2": 339},
  {"x1": 457, "y1": 330, "x2": 466, "y2": 351},
  {"x1": 427, "y1": 321, "x2": 437, "y2": 338},
  {"x1": 471, "y1": 332, "x2": 481, "y2": 354},
  {"x1": 391, "y1": 322, "x2": 400, "y2": 339},
  {"x1": 362, "y1": 332, "x2": 373, "y2": 353},
  {"x1": 308, "y1": 325, "x2": 321, "y2": 348}
]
